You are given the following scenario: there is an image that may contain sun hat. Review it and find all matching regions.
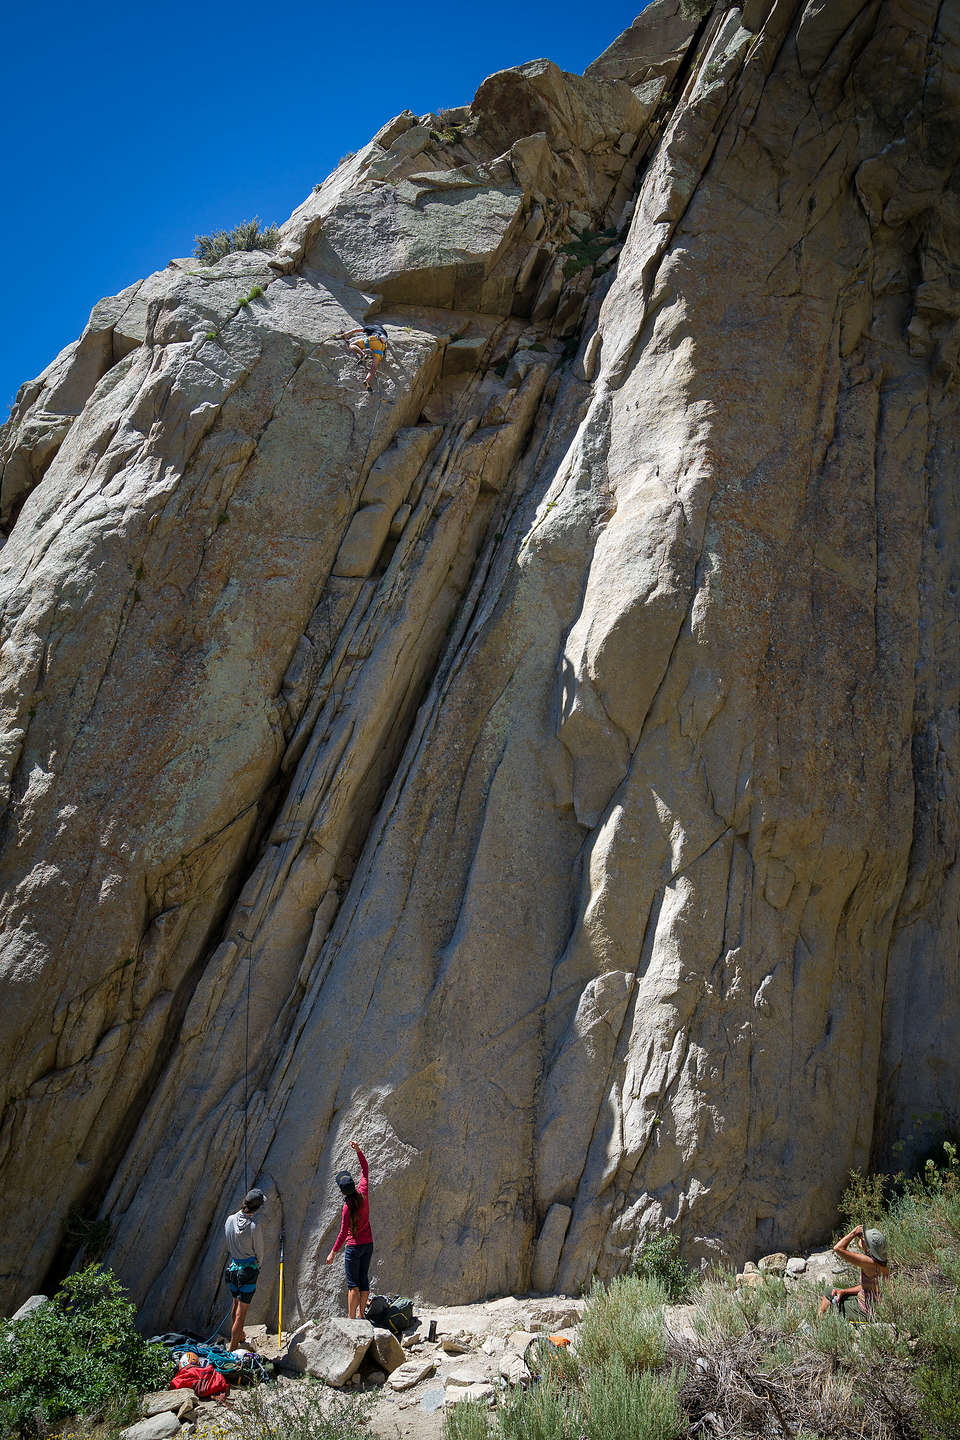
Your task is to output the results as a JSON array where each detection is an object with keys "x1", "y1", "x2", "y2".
[{"x1": 864, "y1": 1228, "x2": 888, "y2": 1264}]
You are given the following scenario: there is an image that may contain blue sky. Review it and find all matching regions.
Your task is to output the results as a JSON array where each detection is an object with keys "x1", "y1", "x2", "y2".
[{"x1": 1, "y1": 2, "x2": 641, "y2": 414}]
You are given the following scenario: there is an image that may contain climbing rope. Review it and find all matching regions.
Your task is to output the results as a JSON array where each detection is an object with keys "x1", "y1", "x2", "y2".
[
  {"x1": 205, "y1": 1307, "x2": 232, "y2": 1346},
  {"x1": 357, "y1": 372, "x2": 386, "y2": 478},
  {"x1": 238, "y1": 933, "x2": 253, "y2": 1196},
  {"x1": 214, "y1": 329, "x2": 395, "y2": 1341}
]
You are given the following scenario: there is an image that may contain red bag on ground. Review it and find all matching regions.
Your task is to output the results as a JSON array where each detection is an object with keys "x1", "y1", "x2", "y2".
[{"x1": 171, "y1": 1363, "x2": 230, "y2": 1398}]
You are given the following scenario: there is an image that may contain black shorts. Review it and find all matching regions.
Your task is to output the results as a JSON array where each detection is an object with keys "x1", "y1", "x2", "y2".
[
  {"x1": 226, "y1": 1259, "x2": 259, "y2": 1299},
  {"x1": 344, "y1": 1242, "x2": 373, "y2": 1291}
]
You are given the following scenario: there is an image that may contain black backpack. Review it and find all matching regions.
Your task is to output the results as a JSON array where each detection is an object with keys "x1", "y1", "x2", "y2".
[{"x1": 367, "y1": 1294, "x2": 415, "y2": 1337}]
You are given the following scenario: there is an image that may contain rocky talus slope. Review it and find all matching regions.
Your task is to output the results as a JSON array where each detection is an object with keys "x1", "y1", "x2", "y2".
[{"x1": 0, "y1": 0, "x2": 958, "y2": 1330}]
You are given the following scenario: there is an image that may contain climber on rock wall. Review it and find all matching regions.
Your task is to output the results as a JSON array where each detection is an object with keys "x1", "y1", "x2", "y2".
[
  {"x1": 339, "y1": 325, "x2": 388, "y2": 389},
  {"x1": 325, "y1": 1140, "x2": 374, "y2": 1318}
]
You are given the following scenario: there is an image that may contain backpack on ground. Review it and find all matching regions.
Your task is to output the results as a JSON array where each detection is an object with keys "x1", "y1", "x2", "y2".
[
  {"x1": 366, "y1": 1293, "x2": 415, "y2": 1337},
  {"x1": 384, "y1": 1296, "x2": 415, "y2": 1337},
  {"x1": 366, "y1": 1294, "x2": 391, "y2": 1326},
  {"x1": 171, "y1": 1363, "x2": 230, "y2": 1399}
]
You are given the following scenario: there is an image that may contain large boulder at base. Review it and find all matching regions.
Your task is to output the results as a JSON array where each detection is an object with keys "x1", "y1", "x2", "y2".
[
  {"x1": 388, "y1": 1356, "x2": 437, "y2": 1391},
  {"x1": 284, "y1": 1316, "x2": 374, "y2": 1386},
  {"x1": 141, "y1": 1393, "x2": 197, "y2": 1420}
]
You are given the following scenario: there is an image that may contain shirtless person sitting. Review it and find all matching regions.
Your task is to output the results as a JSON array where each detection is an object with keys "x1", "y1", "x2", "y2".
[{"x1": 818, "y1": 1222, "x2": 889, "y2": 1320}]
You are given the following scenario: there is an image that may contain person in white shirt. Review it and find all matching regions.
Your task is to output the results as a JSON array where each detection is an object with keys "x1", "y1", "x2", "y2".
[{"x1": 224, "y1": 1188, "x2": 266, "y2": 1349}]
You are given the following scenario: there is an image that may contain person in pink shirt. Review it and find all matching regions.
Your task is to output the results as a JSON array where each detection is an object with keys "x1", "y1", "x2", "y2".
[{"x1": 325, "y1": 1139, "x2": 374, "y2": 1318}]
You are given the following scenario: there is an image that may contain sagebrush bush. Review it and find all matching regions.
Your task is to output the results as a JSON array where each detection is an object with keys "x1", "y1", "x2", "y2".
[
  {"x1": 223, "y1": 1378, "x2": 373, "y2": 1440},
  {"x1": 0, "y1": 1265, "x2": 172, "y2": 1439},
  {"x1": 442, "y1": 1399, "x2": 491, "y2": 1440},
  {"x1": 839, "y1": 1167, "x2": 891, "y2": 1232},
  {"x1": 194, "y1": 217, "x2": 280, "y2": 264},
  {"x1": 496, "y1": 1375, "x2": 579, "y2": 1440},
  {"x1": 576, "y1": 1273, "x2": 668, "y2": 1374},
  {"x1": 581, "y1": 1361, "x2": 685, "y2": 1440},
  {"x1": 914, "y1": 1359, "x2": 960, "y2": 1439},
  {"x1": 444, "y1": 1271, "x2": 683, "y2": 1440}
]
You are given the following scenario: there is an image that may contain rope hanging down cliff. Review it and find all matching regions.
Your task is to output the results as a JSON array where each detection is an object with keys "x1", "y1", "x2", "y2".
[{"x1": 221, "y1": 323, "x2": 394, "y2": 1343}]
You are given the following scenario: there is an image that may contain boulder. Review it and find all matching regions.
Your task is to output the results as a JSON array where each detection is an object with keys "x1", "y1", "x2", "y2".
[
  {"x1": 304, "y1": 182, "x2": 524, "y2": 311},
  {"x1": 284, "y1": 1317, "x2": 373, "y2": 1386},
  {"x1": 371, "y1": 1326, "x2": 406, "y2": 1374},
  {"x1": 804, "y1": 1251, "x2": 847, "y2": 1289},
  {"x1": 388, "y1": 1356, "x2": 437, "y2": 1391},
  {"x1": 443, "y1": 1358, "x2": 496, "y2": 1388},
  {"x1": 444, "y1": 1382, "x2": 495, "y2": 1406},
  {"x1": 758, "y1": 1253, "x2": 788, "y2": 1276},
  {"x1": 120, "y1": 1415, "x2": 181, "y2": 1440},
  {"x1": 141, "y1": 1393, "x2": 196, "y2": 1420},
  {"x1": 440, "y1": 1330, "x2": 474, "y2": 1354},
  {"x1": 498, "y1": 1350, "x2": 530, "y2": 1384},
  {"x1": 10, "y1": 1295, "x2": 48, "y2": 1322},
  {"x1": 521, "y1": 1298, "x2": 583, "y2": 1331}
]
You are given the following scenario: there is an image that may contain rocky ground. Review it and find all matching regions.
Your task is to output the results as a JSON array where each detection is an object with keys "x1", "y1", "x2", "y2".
[{"x1": 120, "y1": 1246, "x2": 849, "y2": 1440}]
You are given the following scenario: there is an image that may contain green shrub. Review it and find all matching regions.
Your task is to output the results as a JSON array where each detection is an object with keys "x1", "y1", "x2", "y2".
[
  {"x1": 497, "y1": 1374, "x2": 580, "y2": 1440},
  {"x1": 0, "y1": 1265, "x2": 172, "y2": 1438},
  {"x1": 224, "y1": 1378, "x2": 373, "y2": 1440},
  {"x1": 634, "y1": 1232, "x2": 694, "y2": 1301},
  {"x1": 495, "y1": 1354, "x2": 684, "y2": 1440},
  {"x1": 915, "y1": 1360, "x2": 960, "y2": 1439},
  {"x1": 442, "y1": 1398, "x2": 492, "y2": 1440},
  {"x1": 557, "y1": 226, "x2": 618, "y2": 278},
  {"x1": 838, "y1": 1168, "x2": 890, "y2": 1232},
  {"x1": 576, "y1": 1273, "x2": 667, "y2": 1373},
  {"x1": 581, "y1": 1360, "x2": 685, "y2": 1440},
  {"x1": 194, "y1": 217, "x2": 280, "y2": 264}
]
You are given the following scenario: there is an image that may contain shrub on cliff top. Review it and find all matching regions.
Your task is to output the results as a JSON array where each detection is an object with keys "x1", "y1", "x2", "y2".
[
  {"x1": 194, "y1": 217, "x2": 280, "y2": 264},
  {"x1": 0, "y1": 1264, "x2": 172, "y2": 1438}
]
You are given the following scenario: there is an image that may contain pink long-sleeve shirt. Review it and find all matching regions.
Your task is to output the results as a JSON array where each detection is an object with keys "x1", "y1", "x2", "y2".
[{"x1": 331, "y1": 1147, "x2": 372, "y2": 1252}]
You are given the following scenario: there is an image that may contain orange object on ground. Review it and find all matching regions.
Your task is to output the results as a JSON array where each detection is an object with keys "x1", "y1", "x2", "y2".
[{"x1": 548, "y1": 1334, "x2": 571, "y2": 1347}]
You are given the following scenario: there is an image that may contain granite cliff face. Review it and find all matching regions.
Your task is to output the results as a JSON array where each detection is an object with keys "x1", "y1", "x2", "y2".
[{"x1": 0, "y1": 0, "x2": 958, "y2": 1329}]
